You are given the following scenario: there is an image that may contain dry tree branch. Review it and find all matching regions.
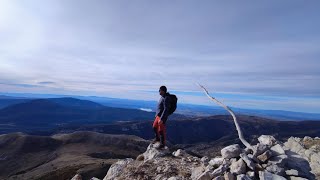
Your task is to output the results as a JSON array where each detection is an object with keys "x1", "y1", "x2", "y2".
[{"x1": 196, "y1": 83, "x2": 253, "y2": 150}]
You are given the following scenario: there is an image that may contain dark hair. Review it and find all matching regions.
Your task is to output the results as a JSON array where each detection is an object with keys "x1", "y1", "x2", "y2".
[{"x1": 159, "y1": 86, "x2": 167, "y2": 93}]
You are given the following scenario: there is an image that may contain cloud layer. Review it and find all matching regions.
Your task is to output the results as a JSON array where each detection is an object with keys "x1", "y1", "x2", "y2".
[{"x1": 0, "y1": 0, "x2": 319, "y2": 112}]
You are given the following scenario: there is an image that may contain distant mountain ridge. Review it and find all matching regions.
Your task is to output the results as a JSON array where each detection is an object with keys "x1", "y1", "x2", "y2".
[{"x1": 0, "y1": 92, "x2": 319, "y2": 121}]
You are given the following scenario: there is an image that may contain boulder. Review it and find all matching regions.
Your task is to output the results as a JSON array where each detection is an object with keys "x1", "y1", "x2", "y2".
[
  {"x1": 257, "y1": 150, "x2": 272, "y2": 163},
  {"x1": 259, "y1": 171, "x2": 286, "y2": 180},
  {"x1": 258, "y1": 135, "x2": 276, "y2": 146},
  {"x1": 143, "y1": 143, "x2": 171, "y2": 162},
  {"x1": 224, "y1": 172, "x2": 235, "y2": 180},
  {"x1": 253, "y1": 143, "x2": 269, "y2": 157},
  {"x1": 209, "y1": 157, "x2": 224, "y2": 168},
  {"x1": 240, "y1": 153, "x2": 256, "y2": 170},
  {"x1": 270, "y1": 144, "x2": 285, "y2": 156},
  {"x1": 230, "y1": 159, "x2": 246, "y2": 175},
  {"x1": 191, "y1": 166, "x2": 206, "y2": 180},
  {"x1": 197, "y1": 170, "x2": 212, "y2": 180},
  {"x1": 71, "y1": 174, "x2": 82, "y2": 180},
  {"x1": 265, "y1": 164, "x2": 285, "y2": 176},
  {"x1": 103, "y1": 158, "x2": 134, "y2": 180},
  {"x1": 285, "y1": 169, "x2": 299, "y2": 176},
  {"x1": 236, "y1": 174, "x2": 251, "y2": 180},
  {"x1": 221, "y1": 144, "x2": 241, "y2": 159},
  {"x1": 212, "y1": 164, "x2": 228, "y2": 178}
]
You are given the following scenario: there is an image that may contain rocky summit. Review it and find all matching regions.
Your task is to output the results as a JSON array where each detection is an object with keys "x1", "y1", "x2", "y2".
[{"x1": 72, "y1": 136, "x2": 320, "y2": 180}]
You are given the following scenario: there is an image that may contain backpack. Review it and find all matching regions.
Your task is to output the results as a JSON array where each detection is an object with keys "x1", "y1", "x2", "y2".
[{"x1": 168, "y1": 93, "x2": 178, "y2": 115}]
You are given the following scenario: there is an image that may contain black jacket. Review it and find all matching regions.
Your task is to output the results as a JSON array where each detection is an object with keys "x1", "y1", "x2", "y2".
[{"x1": 156, "y1": 93, "x2": 171, "y2": 122}]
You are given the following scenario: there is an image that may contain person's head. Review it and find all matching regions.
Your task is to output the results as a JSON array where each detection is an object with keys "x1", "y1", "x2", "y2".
[{"x1": 159, "y1": 86, "x2": 167, "y2": 96}]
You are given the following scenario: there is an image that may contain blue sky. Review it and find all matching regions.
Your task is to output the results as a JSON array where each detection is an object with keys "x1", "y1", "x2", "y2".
[{"x1": 0, "y1": 0, "x2": 319, "y2": 113}]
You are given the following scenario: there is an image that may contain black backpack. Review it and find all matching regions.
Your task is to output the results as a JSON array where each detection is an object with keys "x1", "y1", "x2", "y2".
[{"x1": 168, "y1": 93, "x2": 178, "y2": 115}]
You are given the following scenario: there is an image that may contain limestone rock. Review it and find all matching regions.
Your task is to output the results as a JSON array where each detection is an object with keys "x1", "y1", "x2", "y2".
[
  {"x1": 230, "y1": 159, "x2": 246, "y2": 175},
  {"x1": 103, "y1": 158, "x2": 133, "y2": 180},
  {"x1": 240, "y1": 153, "x2": 255, "y2": 170},
  {"x1": 259, "y1": 171, "x2": 286, "y2": 180},
  {"x1": 224, "y1": 172, "x2": 235, "y2": 180},
  {"x1": 143, "y1": 143, "x2": 170, "y2": 162},
  {"x1": 270, "y1": 144, "x2": 285, "y2": 156},
  {"x1": 209, "y1": 157, "x2": 224, "y2": 168},
  {"x1": 285, "y1": 169, "x2": 299, "y2": 176},
  {"x1": 236, "y1": 174, "x2": 251, "y2": 180},
  {"x1": 257, "y1": 150, "x2": 272, "y2": 163},
  {"x1": 191, "y1": 166, "x2": 206, "y2": 180},
  {"x1": 71, "y1": 174, "x2": 82, "y2": 180},
  {"x1": 221, "y1": 144, "x2": 241, "y2": 159},
  {"x1": 258, "y1": 135, "x2": 276, "y2": 146},
  {"x1": 265, "y1": 164, "x2": 285, "y2": 176}
]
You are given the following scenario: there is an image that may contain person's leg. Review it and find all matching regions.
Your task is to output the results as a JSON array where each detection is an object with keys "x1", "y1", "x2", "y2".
[
  {"x1": 152, "y1": 116, "x2": 160, "y2": 143},
  {"x1": 158, "y1": 121, "x2": 166, "y2": 148}
]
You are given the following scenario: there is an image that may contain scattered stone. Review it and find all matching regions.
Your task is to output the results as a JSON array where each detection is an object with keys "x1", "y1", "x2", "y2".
[
  {"x1": 143, "y1": 143, "x2": 171, "y2": 162},
  {"x1": 259, "y1": 171, "x2": 286, "y2": 180},
  {"x1": 253, "y1": 143, "x2": 269, "y2": 157},
  {"x1": 71, "y1": 174, "x2": 82, "y2": 180},
  {"x1": 288, "y1": 177, "x2": 309, "y2": 180},
  {"x1": 257, "y1": 150, "x2": 272, "y2": 163},
  {"x1": 191, "y1": 166, "x2": 206, "y2": 180},
  {"x1": 270, "y1": 144, "x2": 285, "y2": 156},
  {"x1": 246, "y1": 171, "x2": 255, "y2": 179},
  {"x1": 265, "y1": 164, "x2": 285, "y2": 176},
  {"x1": 221, "y1": 144, "x2": 241, "y2": 159},
  {"x1": 236, "y1": 174, "x2": 251, "y2": 180},
  {"x1": 209, "y1": 157, "x2": 224, "y2": 168},
  {"x1": 258, "y1": 135, "x2": 276, "y2": 146},
  {"x1": 224, "y1": 172, "x2": 235, "y2": 180},
  {"x1": 173, "y1": 149, "x2": 188, "y2": 157},
  {"x1": 201, "y1": 156, "x2": 210, "y2": 166},
  {"x1": 285, "y1": 169, "x2": 299, "y2": 176},
  {"x1": 240, "y1": 153, "x2": 256, "y2": 170},
  {"x1": 197, "y1": 170, "x2": 212, "y2": 180},
  {"x1": 213, "y1": 176, "x2": 224, "y2": 180},
  {"x1": 103, "y1": 158, "x2": 133, "y2": 180},
  {"x1": 212, "y1": 164, "x2": 228, "y2": 178},
  {"x1": 230, "y1": 159, "x2": 246, "y2": 175},
  {"x1": 168, "y1": 176, "x2": 179, "y2": 180}
]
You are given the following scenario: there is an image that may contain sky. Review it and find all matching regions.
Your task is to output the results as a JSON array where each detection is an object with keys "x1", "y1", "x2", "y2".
[{"x1": 0, "y1": 0, "x2": 319, "y2": 113}]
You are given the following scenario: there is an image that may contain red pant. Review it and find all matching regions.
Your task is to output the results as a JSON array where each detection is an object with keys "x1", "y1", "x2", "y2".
[{"x1": 153, "y1": 116, "x2": 166, "y2": 144}]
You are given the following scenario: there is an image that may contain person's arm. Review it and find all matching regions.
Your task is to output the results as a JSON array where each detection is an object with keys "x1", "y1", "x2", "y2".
[{"x1": 160, "y1": 96, "x2": 171, "y2": 121}]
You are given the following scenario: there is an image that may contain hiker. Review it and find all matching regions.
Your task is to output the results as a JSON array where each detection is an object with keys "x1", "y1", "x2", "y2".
[{"x1": 153, "y1": 85, "x2": 177, "y2": 149}]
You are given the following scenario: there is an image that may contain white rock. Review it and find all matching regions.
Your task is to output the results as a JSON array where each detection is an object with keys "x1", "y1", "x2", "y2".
[
  {"x1": 265, "y1": 164, "x2": 285, "y2": 176},
  {"x1": 90, "y1": 178, "x2": 100, "y2": 180},
  {"x1": 197, "y1": 170, "x2": 212, "y2": 180},
  {"x1": 288, "y1": 177, "x2": 309, "y2": 180},
  {"x1": 285, "y1": 169, "x2": 299, "y2": 176},
  {"x1": 259, "y1": 171, "x2": 286, "y2": 180},
  {"x1": 221, "y1": 144, "x2": 241, "y2": 159},
  {"x1": 143, "y1": 143, "x2": 170, "y2": 162},
  {"x1": 103, "y1": 158, "x2": 133, "y2": 180},
  {"x1": 173, "y1": 149, "x2": 188, "y2": 157},
  {"x1": 168, "y1": 176, "x2": 179, "y2": 180},
  {"x1": 224, "y1": 172, "x2": 235, "y2": 180},
  {"x1": 191, "y1": 166, "x2": 206, "y2": 180},
  {"x1": 213, "y1": 176, "x2": 224, "y2": 180},
  {"x1": 267, "y1": 155, "x2": 288, "y2": 167},
  {"x1": 257, "y1": 150, "x2": 272, "y2": 163},
  {"x1": 240, "y1": 153, "x2": 255, "y2": 170},
  {"x1": 246, "y1": 171, "x2": 255, "y2": 179},
  {"x1": 71, "y1": 174, "x2": 82, "y2": 180},
  {"x1": 258, "y1": 135, "x2": 276, "y2": 146},
  {"x1": 236, "y1": 174, "x2": 251, "y2": 180},
  {"x1": 253, "y1": 143, "x2": 269, "y2": 157},
  {"x1": 212, "y1": 164, "x2": 228, "y2": 178},
  {"x1": 270, "y1": 144, "x2": 285, "y2": 156},
  {"x1": 209, "y1": 157, "x2": 224, "y2": 167},
  {"x1": 230, "y1": 159, "x2": 246, "y2": 175},
  {"x1": 201, "y1": 156, "x2": 210, "y2": 166}
]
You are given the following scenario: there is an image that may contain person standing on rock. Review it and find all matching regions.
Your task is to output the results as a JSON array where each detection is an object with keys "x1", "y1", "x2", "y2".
[{"x1": 152, "y1": 85, "x2": 177, "y2": 149}]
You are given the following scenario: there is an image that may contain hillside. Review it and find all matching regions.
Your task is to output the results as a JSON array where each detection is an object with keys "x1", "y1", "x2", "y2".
[{"x1": 0, "y1": 131, "x2": 149, "y2": 180}]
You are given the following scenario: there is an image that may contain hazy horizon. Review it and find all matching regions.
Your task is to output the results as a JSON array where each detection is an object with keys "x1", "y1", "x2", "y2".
[{"x1": 1, "y1": 0, "x2": 320, "y2": 113}]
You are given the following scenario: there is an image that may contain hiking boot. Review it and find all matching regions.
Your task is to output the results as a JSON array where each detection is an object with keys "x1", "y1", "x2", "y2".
[
  {"x1": 157, "y1": 144, "x2": 165, "y2": 149},
  {"x1": 152, "y1": 138, "x2": 160, "y2": 144}
]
